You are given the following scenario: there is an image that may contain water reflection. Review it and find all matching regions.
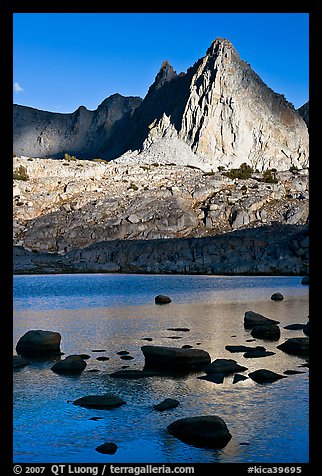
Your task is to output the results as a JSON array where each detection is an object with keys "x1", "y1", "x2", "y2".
[{"x1": 13, "y1": 277, "x2": 309, "y2": 463}]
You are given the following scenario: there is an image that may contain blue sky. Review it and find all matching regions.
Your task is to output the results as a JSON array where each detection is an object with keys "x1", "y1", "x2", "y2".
[{"x1": 13, "y1": 13, "x2": 309, "y2": 113}]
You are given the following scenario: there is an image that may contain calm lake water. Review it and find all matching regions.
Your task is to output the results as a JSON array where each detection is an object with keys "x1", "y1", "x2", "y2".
[{"x1": 13, "y1": 274, "x2": 309, "y2": 464}]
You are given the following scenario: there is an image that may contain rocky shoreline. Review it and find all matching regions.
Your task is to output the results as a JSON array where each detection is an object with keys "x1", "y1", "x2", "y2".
[{"x1": 13, "y1": 223, "x2": 308, "y2": 275}]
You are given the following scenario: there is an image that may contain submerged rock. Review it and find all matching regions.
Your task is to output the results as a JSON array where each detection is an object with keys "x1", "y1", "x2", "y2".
[
  {"x1": 109, "y1": 369, "x2": 159, "y2": 379},
  {"x1": 167, "y1": 328, "x2": 190, "y2": 332},
  {"x1": 283, "y1": 324, "x2": 306, "y2": 330},
  {"x1": 250, "y1": 324, "x2": 281, "y2": 341},
  {"x1": 244, "y1": 311, "x2": 279, "y2": 329},
  {"x1": 243, "y1": 349, "x2": 275, "y2": 358},
  {"x1": 233, "y1": 374, "x2": 249, "y2": 384},
  {"x1": 271, "y1": 292, "x2": 284, "y2": 301},
  {"x1": 155, "y1": 295, "x2": 172, "y2": 304},
  {"x1": 141, "y1": 345, "x2": 211, "y2": 370},
  {"x1": 248, "y1": 369, "x2": 287, "y2": 383},
  {"x1": 277, "y1": 337, "x2": 309, "y2": 357},
  {"x1": 51, "y1": 355, "x2": 87, "y2": 374},
  {"x1": 13, "y1": 355, "x2": 29, "y2": 369},
  {"x1": 167, "y1": 415, "x2": 232, "y2": 448},
  {"x1": 204, "y1": 359, "x2": 247, "y2": 375},
  {"x1": 198, "y1": 373, "x2": 225, "y2": 384},
  {"x1": 73, "y1": 393, "x2": 126, "y2": 409},
  {"x1": 301, "y1": 276, "x2": 309, "y2": 285},
  {"x1": 303, "y1": 322, "x2": 309, "y2": 336},
  {"x1": 16, "y1": 330, "x2": 61, "y2": 356},
  {"x1": 225, "y1": 345, "x2": 266, "y2": 353},
  {"x1": 283, "y1": 370, "x2": 305, "y2": 375},
  {"x1": 95, "y1": 442, "x2": 118, "y2": 454},
  {"x1": 153, "y1": 398, "x2": 180, "y2": 411}
]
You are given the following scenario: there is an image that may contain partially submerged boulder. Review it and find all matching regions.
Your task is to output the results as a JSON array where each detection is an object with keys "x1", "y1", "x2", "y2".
[
  {"x1": 141, "y1": 345, "x2": 211, "y2": 370},
  {"x1": 51, "y1": 355, "x2": 87, "y2": 374},
  {"x1": 233, "y1": 374, "x2": 248, "y2": 384},
  {"x1": 244, "y1": 311, "x2": 279, "y2": 329},
  {"x1": 250, "y1": 324, "x2": 281, "y2": 341},
  {"x1": 204, "y1": 359, "x2": 247, "y2": 375},
  {"x1": 155, "y1": 295, "x2": 171, "y2": 304},
  {"x1": 197, "y1": 373, "x2": 225, "y2": 384},
  {"x1": 95, "y1": 442, "x2": 118, "y2": 454},
  {"x1": 277, "y1": 337, "x2": 309, "y2": 357},
  {"x1": 243, "y1": 349, "x2": 275, "y2": 358},
  {"x1": 249, "y1": 369, "x2": 287, "y2": 383},
  {"x1": 167, "y1": 416, "x2": 232, "y2": 448},
  {"x1": 284, "y1": 323, "x2": 306, "y2": 330},
  {"x1": 303, "y1": 322, "x2": 309, "y2": 336},
  {"x1": 225, "y1": 345, "x2": 265, "y2": 353},
  {"x1": 109, "y1": 369, "x2": 159, "y2": 379},
  {"x1": 153, "y1": 398, "x2": 180, "y2": 411},
  {"x1": 16, "y1": 330, "x2": 61, "y2": 356},
  {"x1": 13, "y1": 355, "x2": 29, "y2": 369},
  {"x1": 271, "y1": 292, "x2": 284, "y2": 301},
  {"x1": 73, "y1": 394, "x2": 126, "y2": 409}
]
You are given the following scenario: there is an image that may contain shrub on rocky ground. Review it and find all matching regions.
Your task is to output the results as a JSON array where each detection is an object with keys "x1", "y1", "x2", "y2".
[
  {"x1": 223, "y1": 163, "x2": 254, "y2": 180},
  {"x1": 13, "y1": 165, "x2": 29, "y2": 181},
  {"x1": 64, "y1": 153, "x2": 77, "y2": 161},
  {"x1": 261, "y1": 169, "x2": 278, "y2": 184}
]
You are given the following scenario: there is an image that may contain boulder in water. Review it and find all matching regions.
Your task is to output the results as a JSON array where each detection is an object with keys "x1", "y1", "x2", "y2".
[
  {"x1": 153, "y1": 398, "x2": 180, "y2": 411},
  {"x1": 141, "y1": 345, "x2": 210, "y2": 370},
  {"x1": 51, "y1": 355, "x2": 87, "y2": 374},
  {"x1": 277, "y1": 337, "x2": 309, "y2": 357},
  {"x1": 155, "y1": 295, "x2": 171, "y2": 304},
  {"x1": 73, "y1": 393, "x2": 126, "y2": 409},
  {"x1": 250, "y1": 324, "x2": 281, "y2": 341},
  {"x1": 204, "y1": 359, "x2": 247, "y2": 375},
  {"x1": 16, "y1": 330, "x2": 61, "y2": 356},
  {"x1": 244, "y1": 311, "x2": 279, "y2": 329},
  {"x1": 167, "y1": 415, "x2": 232, "y2": 448},
  {"x1": 249, "y1": 369, "x2": 287, "y2": 383}
]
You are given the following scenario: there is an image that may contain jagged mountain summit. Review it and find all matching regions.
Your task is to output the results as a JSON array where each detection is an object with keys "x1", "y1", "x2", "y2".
[{"x1": 13, "y1": 38, "x2": 309, "y2": 171}]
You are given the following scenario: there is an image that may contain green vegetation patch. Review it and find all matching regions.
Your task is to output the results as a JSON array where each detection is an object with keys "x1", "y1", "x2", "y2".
[
  {"x1": 261, "y1": 169, "x2": 278, "y2": 184},
  {"x1": 64, "y1": 153, "x2": 77, "y2": 161},
  {"x1": 223, "y1": 163, "x2": 254, "y2": 180},
  {"x1": 13, "y1": 165, "x2": 29, "y2": 181}
]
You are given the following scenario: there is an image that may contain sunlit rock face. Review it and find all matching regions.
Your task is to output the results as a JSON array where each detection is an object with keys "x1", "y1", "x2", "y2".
[
  {"x1": 13, "y1": 156, "x2": 309, "y2": 253},
  {"x1": 104, "y1": 38, "x2": 309, "y2": 171},
  {"x1": 14, "y1": 38, "x2": 308, "y2": 171},
  {"x1": 176, "y1": 38, "x2": 308, "y2": 171}
]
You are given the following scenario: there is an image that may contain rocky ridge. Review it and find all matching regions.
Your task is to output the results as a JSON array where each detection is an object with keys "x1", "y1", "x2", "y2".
[
  {"x1": 13, "y1": 38, "x2": 309, "y2": 171},
  {"x1": 13, "y1": 94, "x2": 142, "y2": 159},
  {"x1": 13, "y1": 156, "x2": 308, "y2": 275},
  {"x1": 13, "y1": 156, "x2": 309, "y2": 254}
]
